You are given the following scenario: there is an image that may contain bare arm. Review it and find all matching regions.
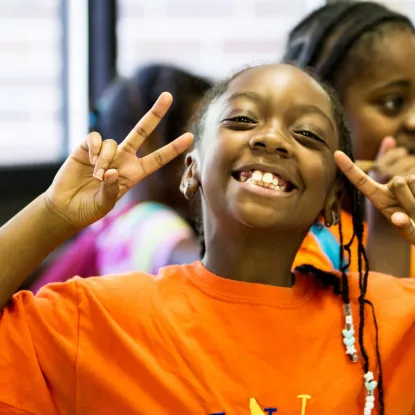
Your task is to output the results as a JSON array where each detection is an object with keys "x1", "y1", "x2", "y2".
[
  {"x1": 0, "y1": 194, "x2": 76, "y2": 309},
  {"x1": 0, "y1": 93, "x2": 193, "y2": 311}
]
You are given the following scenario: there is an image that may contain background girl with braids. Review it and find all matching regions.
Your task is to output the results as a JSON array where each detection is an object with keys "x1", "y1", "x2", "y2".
[
  {"x1": 2, "y1": 63, "x2": 415, "y2": 414},
  {"x1": 285, "y1": 1, "x2": 415, "y2": 278}
]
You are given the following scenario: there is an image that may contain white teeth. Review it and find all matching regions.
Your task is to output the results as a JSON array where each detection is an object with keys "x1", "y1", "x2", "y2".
[
  {"x1": 252, "y1": 170, "x2": 263, "y2": 181},
  {"x1": 237, "y1": 169, "x2": 290, "y2": 193},
  {"x1": 245, "y1": 178, "x2": 284, "y2": 192}
]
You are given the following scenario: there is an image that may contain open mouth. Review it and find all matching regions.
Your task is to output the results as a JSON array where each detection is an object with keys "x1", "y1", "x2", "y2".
[{"x1": 231, "y1": 169, "x2": 296, "y2": 192}]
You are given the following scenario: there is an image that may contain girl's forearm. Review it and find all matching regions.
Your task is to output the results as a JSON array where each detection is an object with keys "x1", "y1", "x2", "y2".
[{"x1": 0, "y1": 194, "x2": 77, "y2": 309}]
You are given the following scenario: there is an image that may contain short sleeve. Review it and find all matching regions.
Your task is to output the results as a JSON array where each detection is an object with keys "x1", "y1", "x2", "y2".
[{"x1": 0, "y1": 280, "x2": 80, "y2": 415}]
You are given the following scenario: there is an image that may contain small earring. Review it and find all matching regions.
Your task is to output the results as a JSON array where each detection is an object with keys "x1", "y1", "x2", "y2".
[
  {"x1": 184, "y1": 181, "x2": 191, "y2": 199},
  {"x1": 184, "y1": 180, "x2": 197, "y2": 200},
  {"x1": 324, "y1": 211, "x2": 339, "y2": 227}
]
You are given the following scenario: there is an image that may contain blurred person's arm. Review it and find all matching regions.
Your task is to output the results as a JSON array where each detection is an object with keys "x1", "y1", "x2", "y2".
[
  {"x1": 366, "y1": 138, "x2": 412, "y2": 278},
  {"x1": 367, "y1": 207, "x2": 411, "y2": 277}
]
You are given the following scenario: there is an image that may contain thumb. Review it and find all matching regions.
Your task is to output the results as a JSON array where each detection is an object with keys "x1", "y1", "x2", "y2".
[
  {"x1": 96, "y1": 169, "x2": 120, "y2": 213},
  {"x1": 391, "y1": 211, "x2": 415, "y2": 243},
  {"x1": 376, "y1": 136, "x2": 396, "y2": 160}
]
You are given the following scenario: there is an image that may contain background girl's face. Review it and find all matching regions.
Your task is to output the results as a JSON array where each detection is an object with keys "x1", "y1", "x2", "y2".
[
  {"x1": 342, "y1": 30, "x2": 415, "y2": 161},
  {"x1": 195, "y1": 65, "x2": 340, "y2": 232}
]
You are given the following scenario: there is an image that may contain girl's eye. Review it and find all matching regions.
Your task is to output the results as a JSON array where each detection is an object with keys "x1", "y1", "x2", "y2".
[
  {"x1": 295, "y1": 130, "x2": 324, "y2": 143},
  {"x1": 379, "y1": 95, "x2": 405, "y2": 114},
  {"x1": 226, "y1": 116, "x2": 256, "y2": 124}
]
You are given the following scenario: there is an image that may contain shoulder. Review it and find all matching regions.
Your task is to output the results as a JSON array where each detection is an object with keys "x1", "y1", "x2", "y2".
[
  {"x1": 74, "y1": 262, "x2": 199, "y2": 311},
  {"x1": 346, "y1": 271, "x2": 415, "y2": 334},
  {"x1": 347, "y1": 271, "x2": 415, "y2": 302}
]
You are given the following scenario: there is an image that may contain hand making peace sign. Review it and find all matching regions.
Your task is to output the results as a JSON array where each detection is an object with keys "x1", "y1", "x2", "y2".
[
  {"x1": 335, "y1": 150, "x2": 415, "y2": 244},
  {"x1": 45, "y1": 92, "x2": 194, "y2": 230}
]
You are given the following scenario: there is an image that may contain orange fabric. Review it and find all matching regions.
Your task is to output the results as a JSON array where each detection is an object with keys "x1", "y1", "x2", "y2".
[
  {"x1": 294, "y1": 210, "x2": 415, "y2": 276},
  {"x1": 2, "y1": 262, "x2": 415, "y2": 414},
  {"x1": 292, "y1": 231, "x2": 333, "y2": 270}
]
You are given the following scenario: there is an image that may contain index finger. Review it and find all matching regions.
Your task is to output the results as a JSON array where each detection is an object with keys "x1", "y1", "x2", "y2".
[
  {"x1": 334, "y1": 150, "x2": 382, "y2": 197},
  {"x1": 119, "y1": 92, "x2": 173, "y2": 154}
]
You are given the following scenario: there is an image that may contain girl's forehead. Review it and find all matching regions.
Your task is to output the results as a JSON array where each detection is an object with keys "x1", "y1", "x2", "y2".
[
  {"x1": 347, "y1": 30, "x2": 415, "y2": 91},
  {"x1": 370, "y1": 32, "x2": 415, "y2": 78},
  {"x1": 224, "y1": 65, "x2": 332, "y2": 112}
]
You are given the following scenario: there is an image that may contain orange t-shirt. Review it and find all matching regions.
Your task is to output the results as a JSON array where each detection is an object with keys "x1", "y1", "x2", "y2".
[
  {"x1": 2, "y1": 262, "x2": 415, "y2": 414},
  {"x1": 293, "y1": 210, "x2": 415, "y2": 275}
]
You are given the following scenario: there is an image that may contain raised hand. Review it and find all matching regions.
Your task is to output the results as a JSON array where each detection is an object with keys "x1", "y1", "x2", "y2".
[
  {"x1": 335, "y1": 150, "x2": 415, "y2": 244},
  {"x1": 371, "y1": 137, "x2": 415, "y2": 183},
  {"x1": 45, "y1": 92, "x2": 194, "y2": 230}
]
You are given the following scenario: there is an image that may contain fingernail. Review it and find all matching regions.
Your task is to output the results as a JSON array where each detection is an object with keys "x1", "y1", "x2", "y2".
[
  {"x1": 92, "y1": 155, "x2": 98, "y2": 165},
  {"x1": 94, "y1": 169, "x2": 104, "y2": 181}
]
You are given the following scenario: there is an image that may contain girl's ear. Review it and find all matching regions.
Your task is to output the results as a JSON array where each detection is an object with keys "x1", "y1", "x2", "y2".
[
  {"x1": 322, "y1": 178, "x2": 343, "y2": 227},
  {"x1": 180, "y1": 151, "x2": 201, "y2": 200}
]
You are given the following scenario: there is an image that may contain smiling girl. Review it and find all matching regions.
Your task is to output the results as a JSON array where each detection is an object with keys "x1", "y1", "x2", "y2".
[{"x1": 1, "y1": 63, "x2": 415, "y2": 414}]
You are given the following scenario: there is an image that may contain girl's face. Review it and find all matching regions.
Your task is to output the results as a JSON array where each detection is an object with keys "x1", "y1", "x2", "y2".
[
  {"x1": 342, "y1": 30, "x2": 415, "y2": 161},
  {"x1": 190, "y1": 65, "x2": 341, "y2": 232}
]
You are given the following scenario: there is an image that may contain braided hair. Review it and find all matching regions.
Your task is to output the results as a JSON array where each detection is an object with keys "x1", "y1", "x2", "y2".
[
  {"x1": 284, "y1": 1, "x2": 414, "y2": 97},
  {"x1": 190, "y1": 63, "x2": 383, "y2": 413}
]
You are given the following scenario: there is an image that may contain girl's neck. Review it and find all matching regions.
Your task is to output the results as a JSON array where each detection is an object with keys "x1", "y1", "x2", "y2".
[{"x1": 203, "y1": 224, "x2": 306, "y2": 288}]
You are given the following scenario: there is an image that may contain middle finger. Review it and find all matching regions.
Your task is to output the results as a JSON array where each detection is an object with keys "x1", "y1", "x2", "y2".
[{"x1": 119, "y1": 92, "x2": 173, "y2": 154}]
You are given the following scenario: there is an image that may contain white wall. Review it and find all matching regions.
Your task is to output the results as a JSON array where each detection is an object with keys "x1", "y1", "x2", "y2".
[
  {"x1": 0, "y1": 0, "x2": 62, "y2": 166},
  {"x1": 117, "y1": 0, "x2": 326, "y2": 79},
  {"x1": 117, "y1": 0, "x2": 415, "y2": 80}
]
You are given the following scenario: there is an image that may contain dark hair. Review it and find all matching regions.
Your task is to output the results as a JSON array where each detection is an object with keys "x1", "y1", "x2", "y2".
[
  {"x1": 191, "y1": 63, "x2": 383, "y2": 413},
  {"x1": 283, "y1": 1, "x2": 414, "y2": 96},
  {"x1": 90, "y1": 63, "x2": 212, "y2": 144}
]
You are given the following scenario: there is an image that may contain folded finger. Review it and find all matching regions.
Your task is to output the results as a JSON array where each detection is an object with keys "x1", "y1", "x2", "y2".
[
  {"x1": 391, "y1": 211, "x2": 415, "y2": 243},
  {"x1": 94, "y1": 169, "x2": 120, "y2": 213},
  {"x1": 93, "y1": 139, "x2": 118, "y2": 181},
  {"x1": 389, "y1": 176, "x2": 415, "y2": 219},
  {"x1": 81, "y1": 132, "x2": 103, "y2": 165},
  {"x1": 407, "y1": 175, "x2": 415, "y2": 195}
]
